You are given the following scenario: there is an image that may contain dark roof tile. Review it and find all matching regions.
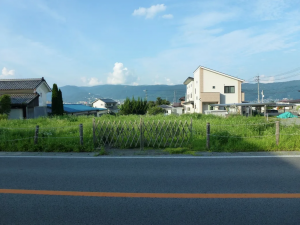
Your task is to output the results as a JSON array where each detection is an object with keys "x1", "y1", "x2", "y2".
[
  {"x1": 0, "y1": 78, "x2": 51, "y2": 91},
  {"x1": 0, "y1": 93, "x2": 39, "y2": 105}
]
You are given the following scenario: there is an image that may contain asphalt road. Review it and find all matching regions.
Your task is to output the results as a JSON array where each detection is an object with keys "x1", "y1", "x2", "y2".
[{"x1": 1, "y1": 155, "x2": 300, "y2": 224}]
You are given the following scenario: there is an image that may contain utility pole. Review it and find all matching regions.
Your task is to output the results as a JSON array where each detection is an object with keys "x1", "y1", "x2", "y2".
[
  {"x1": 143, "y1": 90, "x2": 148, "y2": 101},
  {"x1": 255, "y1": 75, "x2": 260, "y2": 103},
  {"x1": 173, "y1": 90, "x2": 176, "y2": 104}
]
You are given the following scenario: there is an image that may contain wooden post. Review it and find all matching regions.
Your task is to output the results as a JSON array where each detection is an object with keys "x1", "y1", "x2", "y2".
[
  {"x1": 190, "y1": 118, "x2": 193, "y2": 141},
  {"x1": 276, "y1": 121, "x2": 280, "y2": 145},
  {"x1": 140, "y1": 117, "x2": 143, "y2": 150},
  {"x1": 206, "y1": 123, "x2": 210, "y2": 149},
  {"x1": 79, "y1": 124, "x2": 83, "y2": 146},
  {"x1": 93, "y1": 118, "x2": 96, "y2": 147},
  {"x1": 264, "y1": 105, "x2": 267, "y2": 117},
  {"x1": 34, "y1": 125, "x2": 39, "y2": 144}
]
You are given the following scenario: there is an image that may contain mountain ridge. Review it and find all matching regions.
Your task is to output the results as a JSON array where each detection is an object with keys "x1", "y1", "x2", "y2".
[{"x1": 46, "y1": 80, "x2": 300, "y2": 103}]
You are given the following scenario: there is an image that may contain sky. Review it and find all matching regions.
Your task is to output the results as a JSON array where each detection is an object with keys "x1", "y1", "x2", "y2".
[{"x1": 1, "y1": 0, "x2": 300, "y2": 87}]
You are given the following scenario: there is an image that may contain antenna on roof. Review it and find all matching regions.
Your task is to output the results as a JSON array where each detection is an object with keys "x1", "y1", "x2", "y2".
[{"x1": 173, "y1": 90, "x2": 176, "y2": 104}]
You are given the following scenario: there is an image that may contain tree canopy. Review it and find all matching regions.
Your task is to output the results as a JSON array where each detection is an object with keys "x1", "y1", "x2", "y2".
[
  {"x1": 0, "y1": 95, "x2": 11, "y2": 115},
  {"x1": 51, "y1": 84, "x2": 64, "y2": 115},
  {"x1": 119, "y1": 97, "x2": 148, "y2": 115}
]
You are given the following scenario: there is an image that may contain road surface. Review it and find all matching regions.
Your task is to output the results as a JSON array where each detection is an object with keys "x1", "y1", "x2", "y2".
[{"x1": 1, "y1": 154, "x2": 300, "y2": 224}]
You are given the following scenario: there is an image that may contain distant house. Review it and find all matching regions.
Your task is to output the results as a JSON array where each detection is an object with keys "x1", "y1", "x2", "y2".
[
  {"x1": 159, "y1": 105, "x2": 172, "y2": 115},
  {"x1": 92, "y1": 98, "x2": 119, "y2": 113},
  {"x1": 183, "y1": 66, "x2": 245, "y2": 114},
  {"x1": 0, "y1": 77, "x2": 51, "y2": 119},
  {"x1": 47, "y1": 104, "x2": 108, "y2": 116},
  {"x1": 179, "y1": 96, "x2": 185, "y2": 105},
  {"x1": 171, "y1": 102, "x2": 184, "y2": 115}
]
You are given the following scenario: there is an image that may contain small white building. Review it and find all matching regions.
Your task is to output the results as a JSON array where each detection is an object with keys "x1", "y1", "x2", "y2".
[
  {"x1": 171, "y1": 103, "x2": 184, "y2": 115},
  {"x1": 92, "y1": 98, "x2": 119, "y2": 113},
  {"x1": 183, "y1": 66, "x2": 245, "y2": 114}
]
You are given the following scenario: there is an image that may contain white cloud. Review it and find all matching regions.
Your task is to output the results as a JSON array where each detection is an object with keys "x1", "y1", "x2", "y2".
[
  {"x1": 36, "y1": 1, "x2": 66, "y2": 22},
  {"x1": 132, "y1": 82, "x2": 139, "y2": 86},
  {"x1": 80, "y1": 77, "x2": 103, "y2": 86},
  {"x1": 260, "y1": 75, "x2": 275, "y2": 83},
  {"x1": 254, "y1": 0, "x2": 288, "y2": 20},
  {"x1": 165, "y1": 78, "x2": 174, "y2": 85},
  {"x1": 107, "y1": 62, "x2": 137, "y2": 84},
  {"x1": 132, "y1": 4, "x2": 166, "y2": 19},
  {"x1": 162, "y1": 14, "x2": 173, "y2": 19},
  {"x1": 0, "y1": 67, "x2": 15, "y2": 78}
]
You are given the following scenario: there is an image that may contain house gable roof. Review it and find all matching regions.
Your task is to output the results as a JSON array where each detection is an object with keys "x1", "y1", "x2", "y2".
[
  {"x1": 0, "y1": 77, "x2": 52, "y2": 92},
  {"x1": 92, "y1": 98, "x2": 117, "y2": 104},
  {"x1": 0, "y1": 93, "x2": 39, "y2": 105},
  {"x1": 193, "y1": 66, "x2": 244, "y2": 82},
  {"x1": 183, "y1": 77, "x2": 194, "y2": 85}
]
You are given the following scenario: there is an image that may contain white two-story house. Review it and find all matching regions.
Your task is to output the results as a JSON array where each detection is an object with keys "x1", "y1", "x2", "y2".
[
  {"x1": 183, "y1": 66, "x2": 245, "y2": 114},
  {"x1": 92, "y1": 98, "x2": 119, "y2": 113}
]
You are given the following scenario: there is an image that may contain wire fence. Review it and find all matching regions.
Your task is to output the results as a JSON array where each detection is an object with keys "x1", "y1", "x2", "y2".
[{"x1": 0, "y1": 119, "x2": 299, "y2": 151}]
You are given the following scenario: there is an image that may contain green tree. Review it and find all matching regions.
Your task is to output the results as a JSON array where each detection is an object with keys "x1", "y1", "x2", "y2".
[
  {"x1": 0, "y1": 94, "x2": 11, "y2": 115},
  {"x1": 51, "y1": 84, "x2": 59, "y2": 115},
  {"x1": 155, "y1": 97, "x2": 170, "y2": 106},
  {"x1": 147, "y1": 101, "x2": 155, "y2": 108},
  {"x1": 147, "y1": 106, "x2": 164, "y2": 115},
  {"x1": 58, "y1": 89, "x2": 64, "y2": 115},
  {"x1": 119, "y1": 97, "x2": 148, "y2": 115}
]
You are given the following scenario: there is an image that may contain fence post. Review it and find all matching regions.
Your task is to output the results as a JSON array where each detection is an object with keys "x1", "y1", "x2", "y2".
[
  {"x1": 79, "y1": 124, "x2": 83, "y2": 146},
  {"x1": 276, "y1": 121, "x2": 280, "y2": 145},
  {"x1": 93, "y1": 118, "x2": 96, "y2": 147},
  {"x1": 34, "y1": 125, "x2": 39, "y2": 144},
  {"x1": 140, "y1": 117, "x2": 143, "y2": 150},
  {"x1": 206, "y1": 123, "x2": 210, "y2": 149},
  {"x1": 190, "y1": 118, "x2": 193, "y2": 141}
]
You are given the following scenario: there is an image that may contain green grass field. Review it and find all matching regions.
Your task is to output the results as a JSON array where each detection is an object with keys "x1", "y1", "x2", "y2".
[{"x1": 0, "y1": 114, "x2": 299, "y2": 152}]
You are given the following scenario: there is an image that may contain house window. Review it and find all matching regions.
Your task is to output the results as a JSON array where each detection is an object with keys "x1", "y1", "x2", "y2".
[
  {"x1": 212, "y1": 86, "x2": 215, "y2": 89},
  {"x1": 195, "y1": 89, "x2": 196, "y2": 94},
  {"x1": 224, "y1": 86, "x2": 235, "y2": 93}
]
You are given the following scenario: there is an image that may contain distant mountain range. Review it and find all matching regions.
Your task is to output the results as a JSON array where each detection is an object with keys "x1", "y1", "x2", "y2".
[{"x1": 46, "y1": 80, "x2": 300, "y2": 103}]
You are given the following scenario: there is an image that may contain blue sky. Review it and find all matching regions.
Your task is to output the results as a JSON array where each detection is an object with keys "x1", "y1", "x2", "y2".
[{"x1": 1, "y1": 0, "x2": 300, "y2": 87}]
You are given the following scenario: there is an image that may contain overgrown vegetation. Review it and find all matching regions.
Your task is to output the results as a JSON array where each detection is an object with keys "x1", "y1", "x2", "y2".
[{"x1": 0, "y1": 113, "x2": 300, "y2": 152}]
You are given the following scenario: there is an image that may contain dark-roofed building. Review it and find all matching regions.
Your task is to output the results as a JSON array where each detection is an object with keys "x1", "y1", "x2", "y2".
[
  {"x1": 92, "y1": 98, "x2": 119, "y2": 113},
  {"x1": 47, "y1": 104, "x2": 107, "y2": 116},
  {"x1": 0, "y1": 77, "x2": 52, "y2": 119}
]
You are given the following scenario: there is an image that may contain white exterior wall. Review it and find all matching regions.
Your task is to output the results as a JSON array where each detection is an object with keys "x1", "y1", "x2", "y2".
[
  {"x1": 185, "y1": 80, "x2": 195, "y2": 113},
  {"x1": 93, "y1": 100, "x2": 106, "y2": 108},
  {"x1": 186, "y1": 81, "x2": 194, "y2": 102},
  {"x1": 193, "y1": 68, "x2": 200, "y2": 113},
  {"x1": 36, "y1": 82, "x2": 50, "y2": 106},
  {"x1": 202, "y1": 69, "x2": 240, "y2": 104}
]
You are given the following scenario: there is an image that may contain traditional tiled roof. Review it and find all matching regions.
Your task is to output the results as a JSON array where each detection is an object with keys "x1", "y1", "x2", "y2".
[
  {"x1": 0, "y1": 93, "x2": 39, "y2": 105},
  {"x1": 179, "y1": 96, "x2": 185, "y2": 101},
  {"x1": 0, "y1": 78, "x2": 51, "y2": 91}
]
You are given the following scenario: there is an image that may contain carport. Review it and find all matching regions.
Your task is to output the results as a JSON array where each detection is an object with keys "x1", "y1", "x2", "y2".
[{"x1": 210, "y1": 102, "x2": 296, "y2": 117}]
